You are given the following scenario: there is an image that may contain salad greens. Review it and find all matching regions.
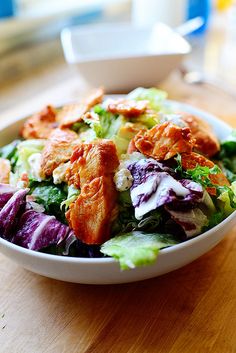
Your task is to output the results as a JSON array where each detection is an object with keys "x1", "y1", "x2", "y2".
[
  {"x1": 0, "y1": 87, "x2": 236, "y2": 270},
  {"x1": 127, "y1": 87, "x2": 167, "y2": 111},
  {"x1": 101, "y1": 231, "x2": 178, "y2": 270},
  {"x1": 0, "y1": 140, "x2": 21, "y2": 170},
  {"x1": 30, "y1": 182, "x2": 67, "y2": 223}
]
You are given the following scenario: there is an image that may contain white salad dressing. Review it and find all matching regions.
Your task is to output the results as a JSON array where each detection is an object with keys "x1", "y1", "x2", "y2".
[
  {"x1": 131, "y1": 173, "x2": 190, "y2": 220},
  {"x1": 28, "y1": 153, "x2": 44, "y2": 181},
  {"x1": 53, "y1": 162, "x2": 70, "y2": 184}
]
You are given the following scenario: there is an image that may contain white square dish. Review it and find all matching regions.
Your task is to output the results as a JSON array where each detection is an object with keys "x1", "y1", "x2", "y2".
[{"x1": 61, "y1": 22, "x2": 191, "y2": 91}]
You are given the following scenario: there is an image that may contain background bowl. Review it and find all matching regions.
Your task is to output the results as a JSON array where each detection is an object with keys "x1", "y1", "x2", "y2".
[
  {"x1": 0, "y1": 100, "x2": 235, "y2": 284},
  {"x1": 61, "y1": 23, "x2": 191, "y2": 92}
]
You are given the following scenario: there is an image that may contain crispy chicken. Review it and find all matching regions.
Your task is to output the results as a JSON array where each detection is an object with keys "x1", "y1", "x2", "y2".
[
  {"x1": 66, "y1": 140, "x2": 119, "y2": 188},
  {"x1": 58, "y1": 87, "x2": 104, "y2": 128},
  {"x1": 107, "y1": 99, "x2": 147, "y2": 117},
  {"x1": 181, "y1": 113, "x2": 220, "y2": 157},
  {"x1": 134, "y1": 122, "x2": 195, "y2": 160},
  {"x1": 41, "y1": 128, "x2": 79, "y2": 177},
  {"x1": 66, "y1": 140, "x2": 119, "y2": 244},
  {"x1": 21, "y1": 105, "x2": 57, "y2": 139}
]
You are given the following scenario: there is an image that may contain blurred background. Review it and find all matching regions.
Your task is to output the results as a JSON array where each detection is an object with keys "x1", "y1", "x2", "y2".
[{"x1": 0, "y1": 0, "x2": 236, "y2": 112}]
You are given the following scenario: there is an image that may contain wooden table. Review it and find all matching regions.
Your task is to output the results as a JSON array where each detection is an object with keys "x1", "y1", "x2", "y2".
[{"x1": 1, "y1": 70, "x2": 236, "y2": 353}]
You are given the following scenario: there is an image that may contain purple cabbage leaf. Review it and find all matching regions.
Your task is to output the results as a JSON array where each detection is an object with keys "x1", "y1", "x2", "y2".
[
  {"x1": 128, "y1": 159, "x2": 204, "y2": 220},
  {"x1": 0, "y1": 188, "x2": 29, "y2": 240},
  {"x1": 165, "y1": 206, "x2": 209, "y2": 238},
  {"x1": 0, "y1": 183, "x2": 72, "y2": 251},
  {"x1": 12, "y1": 210, "x2": 71, "y2": 251},
  {"x1": 0, "y1": 183, "x2": 19, "y2": 209}
]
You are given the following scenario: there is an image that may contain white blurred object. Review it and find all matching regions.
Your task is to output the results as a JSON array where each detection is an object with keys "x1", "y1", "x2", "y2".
[
  {"x1": 61, "y1": 22, "x2": 191, "y2": 91},
  {"x1": 131, "y1": 0, "x2": 188, "y2": 27}
]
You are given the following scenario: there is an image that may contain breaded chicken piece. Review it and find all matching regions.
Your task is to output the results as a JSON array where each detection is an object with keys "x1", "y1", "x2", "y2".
[
  {"x1": 181, "y1": 113, "x2": 220, "y2": 157},
  {"x1": 134, "y1": 122, "x2": 194, "y2": 160},
  {"x1": 0, "y1": 158, "x2": 11, "y2": 184},
  {"x1": 181, "y1": 152, "x2": 230, "y2": 195},
  {"x1": 21, "y1": 105, "x2": 57, "y2": 139},
  {"x1": 58, "y1": 87, "x2": 104, "y2": 128},
  {"x1": 41, "y1": 128, "x2": 79, "y2": 177},
  {"x1": 66, "y1": 140, "x2": 119, "y2": 188},
  {"x1": 66, "y1": 140, "x2": 119, "y2": 244},
  {"x1": 107, "y1": 99, "x2": 147, "y2": 117},
  {"x1": 127, "y1": 138, "x2": 138, "y2": 154},
  {"x1": 119, "y1": 122, "x2": 147, "y2": 140},
  {"x1": 66, "y1": 176, "x2": 118, "y2": 244}
]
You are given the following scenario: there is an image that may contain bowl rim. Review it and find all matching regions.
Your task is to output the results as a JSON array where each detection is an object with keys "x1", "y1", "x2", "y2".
[
  {"x1": 0, "y1": 210, "x2": 235, "y2": 265},
  {"x1": 0, "y1": 99, "x2": 234, "y2": 265},
  {"x1": 60, "y1": 22, "x2": 191, "y2": 64}
]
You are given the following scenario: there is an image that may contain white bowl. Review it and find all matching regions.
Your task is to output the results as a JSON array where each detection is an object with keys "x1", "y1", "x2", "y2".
[
  {"x1": 0, "y1": 100, "x2": 235, "y2": 284},
  {"x1": 61, "y1": 22, "x2": 191, "y2": 92}
]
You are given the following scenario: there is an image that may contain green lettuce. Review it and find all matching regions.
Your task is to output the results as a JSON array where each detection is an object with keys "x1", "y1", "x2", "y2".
[
  {"x1": 31, "y1": 183, "x2": 67, "y2": 223},
  {"x1": 101, "y1": 231, "x2": 178, "y2": 270},
  {"x1": 127, "y1": 87, "x2": 167, "y2": 111},
  {"x1": 220, "y1": 129, "x2": 236, "y2": 155},
  {"x1": 15, "y1": 139, "x2": 45, "y2": 176},
  {"x1": 217, "y1": 130, "x2": 236, "y2": 182},
  {"x1": 217, "y1": 181, "x2": 236, "y2": 216},
  {"x1": 0, "y1": 140, "x2": 21, "y2": 170},
  {"x1": 87, "y1": 105, "x2": 126, "y2": 139},
  {"x1": 60, "y1": 185, "x2": 80, "y2": 210}
]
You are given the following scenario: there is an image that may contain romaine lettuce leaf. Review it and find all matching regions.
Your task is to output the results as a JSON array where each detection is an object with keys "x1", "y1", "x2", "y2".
[
  {"x1": 101, "y1": 231, "x2": 178, "y2": 270},
  {"x1": 31, "y1": 183, "x2": 67, "y2": 223},
  {"x1": 60, "y1": 185, "x2": 80, "y2": 211},
  {"x1": 220, "y1": 129, "x2": 236, "y2": 155},
  {"x1": 87, "y1": 105, "x2": 126, "y2": 139},
  {"x1": 217, "y1": 181, "x2": 236, "y2": 216},
  {"x1": 16, "y1": 139, "x2": 45, "y2": 172},
  {"x1": 127, "y1": 87, "x2": 167, "y2": 111},
  {"x1": 0, "y1": 140, "x2": 21, "y2": 170},
  {"x1": 11, "y1": 139, "x2": 46, "y2": 183}
]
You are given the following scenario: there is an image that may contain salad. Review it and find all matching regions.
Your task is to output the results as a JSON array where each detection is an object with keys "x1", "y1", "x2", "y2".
[{"x1": 0, "y1": 87, "x2": 236, "y2": 270}]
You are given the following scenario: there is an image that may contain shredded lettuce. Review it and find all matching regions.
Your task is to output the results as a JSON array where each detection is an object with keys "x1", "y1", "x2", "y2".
[
  {"x1": 12, "y1": 139, "x2": 46, "y2": 182},
  {"x1": 217, "y1": 181, "x2": 236, "y2": 216},
  {"x1": 101, "y1": 231, "x2": 178, "y2": 270},
  {"x1": 135, "y1": 111, "x2": 160, "y2": 128},
  {"x1": 127, "y1": 87, "x2": 167, "y2": 111},
  {"x1": 60, "y1": 185, "x2": 80, "y2": 210},
  {"x1": 86, "y1": 105, "x2": 126, "y2": 139}
]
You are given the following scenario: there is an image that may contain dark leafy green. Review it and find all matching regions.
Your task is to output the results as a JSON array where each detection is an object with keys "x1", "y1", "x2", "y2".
[
  {"x1": 30, "y1": 181, "x2": 67, "y2": 223},
  {"x1": 0, "y1": 140, "x2": 21, "y2": 170},
  {"x1": 216, "y1": 130, "x2": 236, "y2": 183},
  {"x1": 220, "y1": 130, "x2": 236, "y2": 156}
]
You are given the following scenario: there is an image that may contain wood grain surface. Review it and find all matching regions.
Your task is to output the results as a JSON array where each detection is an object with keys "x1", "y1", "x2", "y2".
[{"x1": 1, "y1": 71, "x2": 236, "y2": 353}]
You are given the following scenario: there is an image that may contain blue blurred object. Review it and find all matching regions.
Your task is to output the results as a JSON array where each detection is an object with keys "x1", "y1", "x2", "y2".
[
  {"x1": 187, "y1": 0, "x2": 211, "y2": 34},
  {"x1": 0, "y1": 0, "x2": 16, "y2": 18}
]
